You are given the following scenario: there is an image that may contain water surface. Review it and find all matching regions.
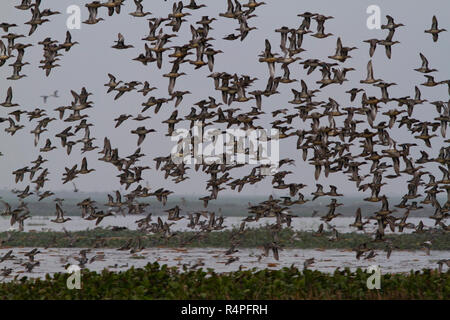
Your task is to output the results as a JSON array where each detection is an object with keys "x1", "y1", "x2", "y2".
[{"x1": 0, "y1": 247, "x2": 448, "y2": 281}]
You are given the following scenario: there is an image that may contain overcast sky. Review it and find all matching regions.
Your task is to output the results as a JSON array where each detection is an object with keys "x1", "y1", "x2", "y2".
[{"x1": 0, "y1": 0, "x2": 449, "y2": 198}]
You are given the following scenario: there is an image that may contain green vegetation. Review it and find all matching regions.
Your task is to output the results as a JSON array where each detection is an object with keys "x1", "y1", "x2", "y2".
[
  {"x1": 0, "y1": 263, "x2": 448, "y2": 299},
  {"x1": 1, "y1": 227, "x2": 449, "y2": 250}
]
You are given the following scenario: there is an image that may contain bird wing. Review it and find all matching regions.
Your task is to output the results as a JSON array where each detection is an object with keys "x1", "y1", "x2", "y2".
[
  {"x1": 432, "y1": 15, "x2": 438, "y2": 29},
  {"x1": 419, "y1": 53, "x2": 428, "y2": 68},
  {"x1": 56, "y1": 203, "x2": 64, "y2": 218},
  {"x1": 367, "y1": 60, "x2": 374, "y2": 79},
  {"x1": 6, "y1": 87, "x2": 13, "y2": 103}
]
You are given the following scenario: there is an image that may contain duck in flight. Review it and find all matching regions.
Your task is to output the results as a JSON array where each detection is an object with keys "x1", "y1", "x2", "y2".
[
  {"x1": 1, "y1": 87, "x2": 19, "y2": 108},
  {"x1": 112, "y1": 33, "x2": 134, "y2": 49},
  {"x1": 425, "y1": 16, "x2": 446, "y2": 42},
  {"x1": 40, "y1": 91, "x2": 58, "y2": 104},
  {"x1": 414, "y1": 53, "x2": 437, "y2": 73},
  {"x1": 129, "y1": 0, "x2": 151, "y2": 17},
  {"x1": 51, "y1": 203, "x2": 71, "y2": 223}
]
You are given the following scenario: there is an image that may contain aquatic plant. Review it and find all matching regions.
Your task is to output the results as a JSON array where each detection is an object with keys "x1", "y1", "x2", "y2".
[{"x1": 0, "y1": 263, "x2": 448, "y2": 300}]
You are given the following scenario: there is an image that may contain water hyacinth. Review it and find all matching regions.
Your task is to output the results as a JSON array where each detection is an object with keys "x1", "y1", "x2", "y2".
[{"x1": 0, "y1": 263, "x2": 448, "y2": 300}]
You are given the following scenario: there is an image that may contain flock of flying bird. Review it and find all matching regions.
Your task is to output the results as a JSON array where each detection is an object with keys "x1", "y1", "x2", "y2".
[{"x1": 0, "y1": 0, "x2": 449, "y2": 275}]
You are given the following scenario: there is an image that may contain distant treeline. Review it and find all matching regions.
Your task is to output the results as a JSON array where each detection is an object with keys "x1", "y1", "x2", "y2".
[{"x1": 0, "y1": 191, "x2": 442, "y2": 217}]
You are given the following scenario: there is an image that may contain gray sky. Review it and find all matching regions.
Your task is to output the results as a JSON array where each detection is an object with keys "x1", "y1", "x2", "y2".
[{"x1": 0, "y1": 0, "x2": 449, "y2": 198}]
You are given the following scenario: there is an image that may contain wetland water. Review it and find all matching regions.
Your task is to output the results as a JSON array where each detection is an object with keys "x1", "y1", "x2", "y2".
[
  {"x1": 0, "y1": 247, "x2": 448, "y2": 281},
  {"x1": 1, "y1": 216, "x2": 447, "y2": 281}
]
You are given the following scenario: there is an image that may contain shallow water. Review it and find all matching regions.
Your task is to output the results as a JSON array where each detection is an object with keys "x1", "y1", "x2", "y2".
[
  {"x1": 0, "y1": 247, "x2": 448, "y2": 281},
  {"x1": 1, "y1": 216, "x2": 440, "y2": 234}
]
